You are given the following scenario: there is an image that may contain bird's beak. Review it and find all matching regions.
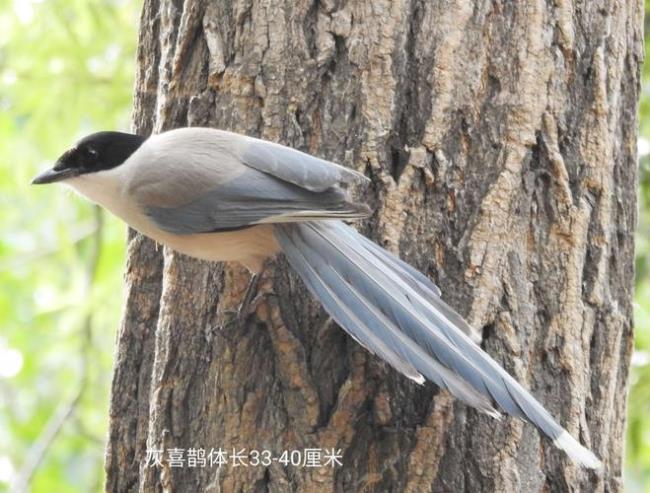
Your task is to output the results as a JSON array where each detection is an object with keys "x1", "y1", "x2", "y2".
[{"x1": 31, "y1": 166, "x2": 79, "y2": 185}]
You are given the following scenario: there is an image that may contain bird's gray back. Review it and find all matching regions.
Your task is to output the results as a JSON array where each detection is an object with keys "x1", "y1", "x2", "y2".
[{"x1": 124, "y1": 128, "x2": 247, "y2": 207}]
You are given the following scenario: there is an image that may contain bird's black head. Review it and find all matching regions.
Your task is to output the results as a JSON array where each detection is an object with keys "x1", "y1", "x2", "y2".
[{"x1": 32, "y1": 131, "x2": 146, "y2": 184}]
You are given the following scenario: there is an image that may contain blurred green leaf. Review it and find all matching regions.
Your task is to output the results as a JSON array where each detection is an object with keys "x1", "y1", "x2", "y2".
[
  {"x1": 0, "y1": 0, "x2": 139, "y2": 491},
  {"x1": 627, "y1": 2, "x2": 650, "y2": 492}
]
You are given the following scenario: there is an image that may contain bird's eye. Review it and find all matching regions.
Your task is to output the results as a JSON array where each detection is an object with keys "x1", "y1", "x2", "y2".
[{"x1": 87, "y1": 147, "x2": 98, "y2": 157}]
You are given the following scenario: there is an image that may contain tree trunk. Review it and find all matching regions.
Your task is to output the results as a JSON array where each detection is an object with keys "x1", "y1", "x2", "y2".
[{"x1": 104, "y1": 1, "x2": 642, "y2": 491}]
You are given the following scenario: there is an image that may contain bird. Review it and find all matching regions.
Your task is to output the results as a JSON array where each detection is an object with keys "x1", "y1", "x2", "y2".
[{"x1": 32, "y1": 126, "x2": 602, "y2": 469}]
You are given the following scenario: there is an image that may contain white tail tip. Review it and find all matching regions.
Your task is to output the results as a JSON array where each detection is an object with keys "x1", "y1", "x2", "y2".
[
  {"x1": 409, "y1": 373, "x2": 426, "y2": 385},
  {"x1": 553, "y1": 431, "x2": 603, "y2": 470}
]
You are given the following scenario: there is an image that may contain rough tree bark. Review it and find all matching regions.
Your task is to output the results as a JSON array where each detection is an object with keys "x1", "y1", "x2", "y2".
[{"x1": 104, "y1": 1, "x2": 642, "y2": 492}]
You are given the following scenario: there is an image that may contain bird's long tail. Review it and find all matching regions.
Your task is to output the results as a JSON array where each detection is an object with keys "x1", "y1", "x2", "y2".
[{"x1": 274, "y1": 221, "x2": 601, "y2": 469}]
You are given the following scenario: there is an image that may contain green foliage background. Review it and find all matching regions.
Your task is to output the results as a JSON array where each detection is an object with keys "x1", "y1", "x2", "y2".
[
  {"x1": 0, "y1": 0, "x2": 138, "y2": 491},
  {"x1": 0, "y1": 1, "x2": 648, "y2": 491},
  {"x1": 626, "y1": 3, "x2": 650, "y2": 491}
]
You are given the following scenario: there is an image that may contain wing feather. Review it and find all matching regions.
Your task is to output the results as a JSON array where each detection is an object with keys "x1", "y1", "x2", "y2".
[{"x1": 238, "y1": 136, "x2": 369, "y2": 192}]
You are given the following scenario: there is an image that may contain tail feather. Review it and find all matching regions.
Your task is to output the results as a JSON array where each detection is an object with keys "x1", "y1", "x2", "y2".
[
  {"x1": 281, "y1": 234, "x2": 423, "y2": 382},
  {"x1": 291, "y1": 223, "x2": 521, "y2": 413},
  {"x1": 339, "y1": 226, "x2": 481, "y2": 343},
  {"x1": 274, "y1": 221, "x2": 601, "y2": 469},
  {"x1": 278, "y1": 222, "x2": 499, "y2": 416}
]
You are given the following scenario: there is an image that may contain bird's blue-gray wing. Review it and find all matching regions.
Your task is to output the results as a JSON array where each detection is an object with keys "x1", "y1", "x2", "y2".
[
  {"x1": 144, "y1": 167, "x2": 369, "y2": 234},
  {"x1": 238, "y1": 136, "x2": 369, "y2": 192}
]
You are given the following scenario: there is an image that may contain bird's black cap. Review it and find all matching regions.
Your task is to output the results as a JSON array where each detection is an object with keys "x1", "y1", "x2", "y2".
[{"x1": 32, "y1": 131, "x2": 146, "y2": 184}]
